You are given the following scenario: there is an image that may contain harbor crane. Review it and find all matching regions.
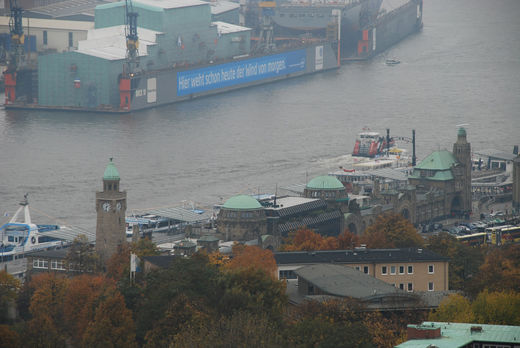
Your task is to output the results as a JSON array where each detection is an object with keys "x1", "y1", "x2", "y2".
[
  {"x1": 4, "y1": 0, "x2": 26, "y2": 104},
  {"x1": 119, "y1": 0, "x2": 140, "y2": 110},
  {"x1": 124, "y1": 0, "x2": 139, "y2": 77},
  {"x1": 256, "y1": 0, "x2": 276, "y2": 52}
]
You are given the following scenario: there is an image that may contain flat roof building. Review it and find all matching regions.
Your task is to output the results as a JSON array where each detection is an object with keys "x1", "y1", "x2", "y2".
[{"x1": 396, "y1": 322, "x2": 520, "y2": 348}]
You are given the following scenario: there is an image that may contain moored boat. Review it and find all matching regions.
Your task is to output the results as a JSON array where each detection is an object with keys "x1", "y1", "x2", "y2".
[{"x1": 0, "y1": 195, "x2": 66, "y2": 262}]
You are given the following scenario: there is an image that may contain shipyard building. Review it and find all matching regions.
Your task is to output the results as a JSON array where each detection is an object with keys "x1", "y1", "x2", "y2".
[{"x1": 37, "y1": 0, "x2": 251, "y2": 108}]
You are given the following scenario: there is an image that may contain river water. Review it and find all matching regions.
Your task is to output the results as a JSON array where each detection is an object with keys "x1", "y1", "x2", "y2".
[{"x1": 0, "y1": 0, "x2": 519, "y2": 231}]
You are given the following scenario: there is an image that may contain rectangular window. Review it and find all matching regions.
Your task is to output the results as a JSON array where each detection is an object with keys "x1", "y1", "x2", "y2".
[
  {"x1": 381, "y1": 266, "x2": 387, "y2": 275},
  {"x1": 428, "y1": 264, "x2": 434, "y2": 274},
  {"x1": 390, "y1": 266, "x2": 396, "y2": 275},
  {"x1": 428, "y1": 282, "x2": 434, "y2": 291},
  {"x1": 407, "y1": 283, "x2": 413, "y2": 292},
  {"x1": 43, "y1": 30, "x2": 48, "y2": 45},
  {"x1": 68, "y1": 32, "x2": 73, "y2": 47},
  {"x1": 279, "y1": 270, "x2": 296, "y2": 279},
  {"x1": 363, "y1": 266, "x2": 369, "y2": 275},
  {"x1": 399, "y1": 283, "x2": 404, "y2": 290},
  {"x1": 51, "y1": 260, "x2": 65, "y2": 270},
  {"x1": 355, "y1": 266, "x2": 360, "y2": 271},
  {"x1": 399, "y1": 265, "x2": 405, "y2": 274},
  {"x1": 408, "y1": 265, "x2": 414, "y2": 274},
  {"x1": 33, "y1": 259, "x2": 48, "y2": 269}
]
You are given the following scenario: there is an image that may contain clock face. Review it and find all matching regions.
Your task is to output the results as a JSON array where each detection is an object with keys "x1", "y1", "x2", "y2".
[
  {"x1": 116, "y1": 202, "x2": 122, "y2": 211},
  {"x1": 103, "y1": 202, "x2": 111, "y2": 212}
]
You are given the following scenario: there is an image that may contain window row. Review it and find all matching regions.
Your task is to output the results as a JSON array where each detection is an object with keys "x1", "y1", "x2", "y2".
[
  {"x1": 394, "y1": 282, "x2": 435, "y2": 292},
  {"x1": 381, "y1": 264, "x2": 435, "y2": 275},
  {"x1": 33, "y1": 258, "x2": 67, "y2": 270}
]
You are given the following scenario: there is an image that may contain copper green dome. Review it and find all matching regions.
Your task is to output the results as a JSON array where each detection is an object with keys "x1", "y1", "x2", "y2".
[
  {"x1": 307, "y1": 175, "x2": 344, "y2": 190},
  {"x1": 458, "y1": 127, "x2": 467, "y2": 137},
  {"x1": 103, "y1": 158, "x2": 120, "y2": 180},
  {"x1": 222, "y1": 195, "x2": 262, "y2": 210}
]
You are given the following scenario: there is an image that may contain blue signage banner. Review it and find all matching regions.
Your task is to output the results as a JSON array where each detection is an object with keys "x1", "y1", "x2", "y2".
[{"x1": 177, "y1": 50, "x2": 306, "y2": 96}]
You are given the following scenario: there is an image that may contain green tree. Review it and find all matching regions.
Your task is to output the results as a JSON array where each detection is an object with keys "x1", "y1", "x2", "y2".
[
  {"x1": 217, "y1": 267, "x2": 287, "y2": 321},
  {"x1": 429, "y1": 293, "x2": 475, "y2": 323},
  {"x1": 131, "y1": 237, "x2": 159, "y2": 258},
  {"x1": 66, "y1": 234, "x2": 101, "y2": 272},
  {"x1": 0, "y1": 271, "x2": 20, "y2": 323},
  {"x1": 361, "y1": 213, "x2": 424, "y2": 248},
  {"x1": 286, "y1": 299, "x2": 373, "y2": 348},
  {"x1": 135, "y1": 253, "x2": 220, "y2": 342},
  {"x1": 427, "y1": 232, "x2": 484, "y2": 291}
]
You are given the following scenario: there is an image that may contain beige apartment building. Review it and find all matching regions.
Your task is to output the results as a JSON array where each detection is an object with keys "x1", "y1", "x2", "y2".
[{"x1": 275, "y1": 248, "x2": 449, "y2": 292}]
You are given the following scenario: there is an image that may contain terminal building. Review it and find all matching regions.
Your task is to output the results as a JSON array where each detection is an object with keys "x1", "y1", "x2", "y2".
[{"x1": 217, "y1": 128, "x2": 474, "y2": 239}]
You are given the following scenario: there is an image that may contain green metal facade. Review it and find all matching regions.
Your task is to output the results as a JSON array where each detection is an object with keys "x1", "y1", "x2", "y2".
[
  {"x1": 38, "y1": 52, "x2": 121, "y2": 107},
  {"x1": 37, "y1": 1, "x2": 251, "y2": 108}
]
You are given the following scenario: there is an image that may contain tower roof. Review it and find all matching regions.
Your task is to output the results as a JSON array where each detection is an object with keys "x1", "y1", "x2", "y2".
[
  {"x1": 306, "y1": 175, "x2": 345, "y2": 190},
  {"x1": 458, "y1": 127, "x2": 467, "y2": 137},
  {"x1": 222, "y1": 195, "x2": 262, "y2": 210},
  {"x1": 103, "y1": 158, "x2": 120, "y2": 180}
]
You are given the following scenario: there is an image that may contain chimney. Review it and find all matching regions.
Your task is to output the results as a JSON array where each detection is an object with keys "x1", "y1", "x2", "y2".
[{"x1": 407, "y1": 324, "x2": 441, "y2": 339}]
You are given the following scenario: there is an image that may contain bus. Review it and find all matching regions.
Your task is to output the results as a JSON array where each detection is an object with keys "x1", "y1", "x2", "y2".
[
  {"x1": 499, "y1": 225, "x2": 520, "y2": 244},
  {"x1": 485, "y1": 225, "x2": 520, "y2": 245},
  {"x1": 456, "y1": 232, "x2": 488, "y2": 247}
]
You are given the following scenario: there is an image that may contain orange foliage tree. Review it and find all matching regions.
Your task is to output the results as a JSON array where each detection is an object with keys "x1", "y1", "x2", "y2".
[
  {"x1": 280, "y1": 227, "x2": 359, "y2": 251},
  {"x1": 81, "y1": 291, "x2": 138, "y2": 347},
  {"x1": 63, "y1": 275, "x2": 117, "y2": 342},
  {"x1": 361, "y1": 213, "x2": 424, "y2": 248},
  {"x1": 23, "y1": 273, "x2": 68, "y2": 347},
  {"x1": 469, "y1": 244, "x2": 520, "y2": 295},
  {"x1": 224, "y1": 244, "x2": 277, "y2": 277}
]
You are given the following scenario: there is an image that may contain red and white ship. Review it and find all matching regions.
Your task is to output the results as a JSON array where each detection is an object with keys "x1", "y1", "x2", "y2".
[{"x1": 352, "y1": 130, "x2": 394, "y2": 157}]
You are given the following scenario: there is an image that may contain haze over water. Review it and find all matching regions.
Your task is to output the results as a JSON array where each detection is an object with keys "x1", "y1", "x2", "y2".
[{"x1": 0, "y1": 0, "x2": 519, "y2": 231}]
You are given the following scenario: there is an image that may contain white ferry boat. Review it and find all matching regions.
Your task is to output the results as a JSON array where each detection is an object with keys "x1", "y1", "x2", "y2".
[{"x1": 0, "y1": 195, "x2": 65, "y2": 262}]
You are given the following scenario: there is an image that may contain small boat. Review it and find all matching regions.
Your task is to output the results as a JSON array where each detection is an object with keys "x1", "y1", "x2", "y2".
[
  {"x1": 0, "y1": 195, "x2": 65, "y2": 262},
  {"x1": 385, "y1": 58, "x2": 401, "y2": 65}
]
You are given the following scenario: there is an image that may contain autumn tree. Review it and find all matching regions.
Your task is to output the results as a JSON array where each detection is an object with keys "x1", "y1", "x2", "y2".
[
  {"x1": 429, "y1": 293, "x2": 475, "y2": 323},
  {"x1": 472, "y1": 290, "x2": 520, "y2": 326},
  {"x1": 66, "y1": 234, "x2": 101, "y2": 272},
  {"x1": 427, "y1": 232, "x2": 484, "y2": 291},
  {"x1": 361, "y1": 213, "x2": 424, "y2": 249},
  {"x1": 106, "y1": 243, "x2": 131, "y2": 280},
  {"x1": 22, "y1": 274, "x2": 68, "y2": 348},
  {"x1": 62, "y1": 275, "x2": 117, "y2": 342},
  {"x1": 224, "y1": 244, "x2": 277, "y2": 276},
  {"x1": 131, "y1": 237, "x2": 160, "y2": 258},
  {"x1": 81, "y1": 291, "x2": 138, "y2": 348},
  {"x1": 467, "y1": 244, "x2": 520, "y2": 296},
  {"x1": 337, "y1": 229, "x2": 360, "y2": 249},
  {"x1": 0, "y1": 324, "x2": 20, "y2": 348},
  {"x1": 0, "y1": 270, "x2": 20, "y2": 323}
]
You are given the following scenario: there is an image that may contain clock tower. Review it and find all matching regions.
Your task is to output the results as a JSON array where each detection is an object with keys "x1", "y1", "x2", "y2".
[{"x1": 96, "y1": 158, "x2": 127, "y2": 263}]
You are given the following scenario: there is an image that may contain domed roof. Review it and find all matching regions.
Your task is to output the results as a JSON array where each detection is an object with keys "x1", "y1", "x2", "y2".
[
  {"x1": 103, "y1": 158, "x2": 120, "y2": 180},
  {"x1": 458, "y1": 127, "x2": 466, "y2": 137},
  {"x1": 222, "y1": 195, "x2": 262, "y2": 210},
  {"x1": 307, "y1": 175, "x2": 344, "y2": 190}
]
